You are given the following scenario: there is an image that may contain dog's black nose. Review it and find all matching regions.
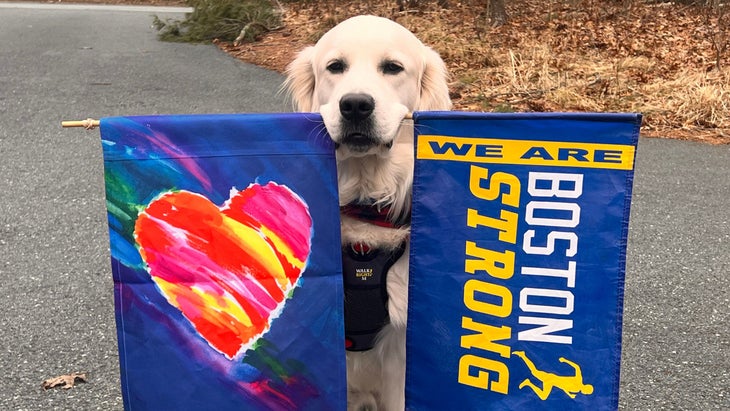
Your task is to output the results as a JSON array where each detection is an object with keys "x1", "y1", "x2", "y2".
[{"x1": 339, "y1": 93, "x2": 374, "y2": 122}]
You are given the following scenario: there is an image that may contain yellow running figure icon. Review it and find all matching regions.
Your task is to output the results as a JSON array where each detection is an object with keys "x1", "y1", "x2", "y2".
[{"x1": 512, "y1": 351, "x2": 594, "y2": 400}]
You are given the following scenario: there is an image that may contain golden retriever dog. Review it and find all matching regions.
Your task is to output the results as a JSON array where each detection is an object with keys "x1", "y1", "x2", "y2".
[{"x1": 284, "y1": 15, "x2": 451, "y2": 411}]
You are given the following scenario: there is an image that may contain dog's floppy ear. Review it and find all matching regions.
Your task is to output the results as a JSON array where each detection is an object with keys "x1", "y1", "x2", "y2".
[
  {"x1": 282, "y1": 46, "x2": 316, "y2": 112},
  {"x1": 418, "y1": 47, "x2": 452, "y2": 111}
]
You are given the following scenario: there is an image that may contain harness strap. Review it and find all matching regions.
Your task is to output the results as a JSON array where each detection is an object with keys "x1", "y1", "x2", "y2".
[
  {"x1": 342, "y1": 241, "x2": 407, "y2": 351},
  {"x1": 340, "y1": 203, "x2": 410, "y2": 229}
]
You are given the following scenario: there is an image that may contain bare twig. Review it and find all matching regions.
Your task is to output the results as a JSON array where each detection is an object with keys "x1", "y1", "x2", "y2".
[{"x1": 234, "y1": 22, "x2": 284, "y2": 46}]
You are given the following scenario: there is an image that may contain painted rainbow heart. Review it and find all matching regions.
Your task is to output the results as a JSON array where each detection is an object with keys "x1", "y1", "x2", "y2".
[{"x1": 134, "y1": 182, "x2": 312, "y2": 359}]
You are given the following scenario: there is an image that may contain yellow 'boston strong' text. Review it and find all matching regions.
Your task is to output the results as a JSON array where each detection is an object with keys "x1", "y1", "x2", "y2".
[
  {"x1": 456, "y1": 165, "x2": 585, "y2": 396},
  {"x1": 417, "y1": 135, "x2": 634, "y2": 170},
  {"x1": 458, "y1": 165, "x2": 519, "y2": 394}
]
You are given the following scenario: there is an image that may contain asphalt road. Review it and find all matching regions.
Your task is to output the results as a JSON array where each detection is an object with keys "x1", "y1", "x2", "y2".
[{"x1": 0, "y1": 4, "x2": 727, "y2": 411}]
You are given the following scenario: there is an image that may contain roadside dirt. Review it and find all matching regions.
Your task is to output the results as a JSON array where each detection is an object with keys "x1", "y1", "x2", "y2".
[{"x1": 14, "y1": 0, "x2": 729, "y2": 144}]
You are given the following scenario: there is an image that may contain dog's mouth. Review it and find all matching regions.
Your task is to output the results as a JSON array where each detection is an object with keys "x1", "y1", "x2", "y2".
[{"x1": 337, "y1": 132, "x2": 393, "y2": 153}]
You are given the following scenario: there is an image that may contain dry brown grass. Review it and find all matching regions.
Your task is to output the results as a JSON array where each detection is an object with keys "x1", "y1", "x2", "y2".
[
  {"x1": 29, "y1": 0, "x2": 729, "y2": 143},
  {"x1": 220, "y1": 0, "x2": 730, "y2": 144}
]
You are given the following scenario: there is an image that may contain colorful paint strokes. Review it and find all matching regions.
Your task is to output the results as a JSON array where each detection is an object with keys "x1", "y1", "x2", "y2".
[
  {"x1": 101, "y1": 114, "x2": 345, "y2": 410},
  {"x1": 135, "y1": 183, "x2": 313, "y2": 359}
]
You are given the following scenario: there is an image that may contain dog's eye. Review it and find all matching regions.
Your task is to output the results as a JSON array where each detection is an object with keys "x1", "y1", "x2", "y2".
[
  {"x1": 382, "y1": 61, "x2": 404, "y2": 75},
  {"x1": 326, "y1": 60, "x2": 345, "y2": 74}
]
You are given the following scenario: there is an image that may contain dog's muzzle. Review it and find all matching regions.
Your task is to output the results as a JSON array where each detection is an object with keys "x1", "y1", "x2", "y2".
[
  {"x1": 337, "y1": 134, "x2": 393, "y2": 152},
  {"x1": 340, "y1": 93, "x2": 374, "y2": 122},
  {"x1": 336, "y1": 93, "x2": 393, "y2": 152},
  {"x1": 340, "y1": 133, "x2": 378, "y2": 150}
]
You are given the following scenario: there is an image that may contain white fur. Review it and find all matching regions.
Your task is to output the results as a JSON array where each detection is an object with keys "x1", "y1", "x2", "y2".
[{"x1": 284, "y1": 15, "x2": 451, "y2": 411}]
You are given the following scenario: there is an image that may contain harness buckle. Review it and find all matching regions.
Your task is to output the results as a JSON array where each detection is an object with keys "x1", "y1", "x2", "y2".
[{"x1": 351, "y1": 242, "x2": 372, "y2": 256}]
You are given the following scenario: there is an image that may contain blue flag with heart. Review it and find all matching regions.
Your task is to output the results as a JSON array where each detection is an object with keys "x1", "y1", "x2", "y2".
[
  {"x1": 100, "y1": 113, "x2": 345, "y2": 411},
  {"x1": 406, "y1": 112, "x2": 641, "y2": 410}
]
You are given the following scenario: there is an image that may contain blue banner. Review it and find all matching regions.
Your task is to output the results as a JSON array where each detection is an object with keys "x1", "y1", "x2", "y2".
[
  {"x1": 100, "y1": 114, "x2": 345, "y2": 411},
  {"x1": 406, "y1": 112, "x2": 641, "y2": 410}
]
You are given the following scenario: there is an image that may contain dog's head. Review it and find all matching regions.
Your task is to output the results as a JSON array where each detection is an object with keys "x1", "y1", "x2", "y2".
[{"x1": 283, "y1": 15, "x2": 452, "y2": 159}]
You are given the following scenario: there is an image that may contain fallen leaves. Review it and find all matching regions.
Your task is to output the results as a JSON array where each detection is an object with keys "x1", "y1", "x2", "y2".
[
  {"x1": 218, "y1": 0, "x2": 730, "y2": 144},
  {"x1": 42, "y1": 372, "x2": 87, "y2": 390}
]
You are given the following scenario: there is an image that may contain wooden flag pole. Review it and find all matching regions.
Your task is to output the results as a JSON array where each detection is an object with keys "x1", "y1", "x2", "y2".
[
  {"x1": 61, "y1": 118, "x2": 100, "y2": 129},
  {"x1": 61, "y1": 113, "x2": 414, "y2": 130}
]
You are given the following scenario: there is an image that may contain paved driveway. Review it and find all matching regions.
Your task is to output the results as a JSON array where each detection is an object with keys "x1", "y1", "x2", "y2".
[
  {"x1": 0, "y1": 3, "x2": 727, "y2": 410},
  {"x1": 0, "y1": 4, "x2": 286, "y2": 410}
]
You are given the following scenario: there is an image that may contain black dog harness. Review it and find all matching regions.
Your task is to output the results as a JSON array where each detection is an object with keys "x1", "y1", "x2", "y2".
[
  {"x1": 342, "y1": 241, "x2": 406, "y2": 351},
  {"x1": 341, "y1": 203, "x2": 409, "y2": 352}
]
